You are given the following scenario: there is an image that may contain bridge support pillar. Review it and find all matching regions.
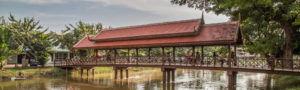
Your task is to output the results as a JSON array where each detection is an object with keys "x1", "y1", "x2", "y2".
[
  {"x1": 80, "y1": 67, "x2": 94, "y2": 79},
  {"x1": 126, "y1": 69, "x2": 129, "y2": 79},
  {"x1": 92, "y1": 68, "x2": 95, "y2": 79},
  {"x1": 114, "y1": 66, "x2": 128, "y2": 80},
  {"x1": 80, "y1": 68, "x2": 83, "y2": 79},
  {"x1": 171, "y1": 69, "x2": 175, "y2": 82},
  {"x1": 167, "y1": 70, "x2": 170, "y2": 83},
  {"x1": 161, "y1": 68, "x2": 176, "y2": 83},
  {"x1": 87, "y1": 69, "x2": 90, "y2": 79},
  {"x1": 120, "y1": 69, "x2": 123, "y2": 79},
  {"x1": 227, "y1": 71, "x2": 237, "y2": 90},
  {"x1": 114, "y1": 68, "x2": 118, "y2": 79},
  {"x1": 162, "y1": 70, "x2": 166, "y2": 84}
]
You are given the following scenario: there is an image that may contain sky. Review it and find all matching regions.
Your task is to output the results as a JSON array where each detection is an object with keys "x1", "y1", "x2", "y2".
[{"x1": 0, "y1": 0, "x2": 229, "y2": 33}]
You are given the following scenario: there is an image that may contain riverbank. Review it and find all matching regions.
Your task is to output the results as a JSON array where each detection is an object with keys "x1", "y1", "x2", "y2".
[
  {"x1": 0, "y1": 67, "x2": 159, "y2": 81},
  {"x1": 0, "y1": 67, "x2": 66, "y2": 81}
]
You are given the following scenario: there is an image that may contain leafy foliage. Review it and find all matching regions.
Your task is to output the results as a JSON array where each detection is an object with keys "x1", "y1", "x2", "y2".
[
  {"x1": 0, "y1": 17, "x2": 11, "y2": 70},
  {"x1": 171, "y1": 0, "x2": 300, "y2": 57},
  {"x1": 5, "y1": 14, "x2": 53, "y2": 66},
  {"x1": 243, "y1": 19, "x2": 285, "y2": 57},
  {"x1": 53, "y1": 21, "x2": 103, "y2": 51}
]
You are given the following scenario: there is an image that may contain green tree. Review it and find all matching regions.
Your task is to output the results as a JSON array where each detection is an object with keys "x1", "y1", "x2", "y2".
[
  {"x1": 8, "y1": 14, "x2": 52, "y2": 67},
  {"x1": 53, "y1": 21, "x2": 103, "y2": 58},
  {"x1": 171, "y1": 0, "x2": 300, "y2": 59},
  {"x1": 0, "y1": 17, "x2": 11, "y2": 70},
  {"x1": 243, "y1": 19, "x2": 285, "y2": 57},
  {"x1": 28, "y1": 31, "x2": 52, "y2": 67}
]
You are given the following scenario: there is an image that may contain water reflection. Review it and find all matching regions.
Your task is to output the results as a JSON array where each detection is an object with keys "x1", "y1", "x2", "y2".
[{"x1": 0, "y1": 68, "x2": 297, "y2": 90}]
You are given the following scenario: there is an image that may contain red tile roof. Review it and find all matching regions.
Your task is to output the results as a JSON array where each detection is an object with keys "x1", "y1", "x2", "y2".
[
  {"x1": 73, "y1": 19, "x2": 240, "y2": 49},
  {"x1": 91, "y1": 19, "x2": 200, "y2": 41}
]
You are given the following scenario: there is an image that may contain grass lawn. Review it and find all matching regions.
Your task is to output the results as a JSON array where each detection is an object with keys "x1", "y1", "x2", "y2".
[{"x1": 0, "y1": 67, "x2": 65, "y2": 80}]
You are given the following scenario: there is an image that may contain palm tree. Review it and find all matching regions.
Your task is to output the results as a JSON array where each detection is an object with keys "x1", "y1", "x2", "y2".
[
  {"x1": 0, "y1": 17, "x2": 10, "y2": 70},
  {"x1": 53, "y1": 21, "x2": 103, "y2": 58},
  {"x1": 8, "y1": 14, "x2": 52, "y2": 67}
]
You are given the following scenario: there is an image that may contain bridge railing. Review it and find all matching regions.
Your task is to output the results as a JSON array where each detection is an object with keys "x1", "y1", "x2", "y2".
[
  {"x1": 53, "y1": 59, "x2": 66, "y2": 67},
  {"x1": 55, "y1": 56, "x2": 300, "y2": 71}
]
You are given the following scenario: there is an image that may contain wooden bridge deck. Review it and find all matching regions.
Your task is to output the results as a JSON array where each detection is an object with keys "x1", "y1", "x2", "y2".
[{"x1": 54, "y1": 56, "x2": 300, "y2": 76}]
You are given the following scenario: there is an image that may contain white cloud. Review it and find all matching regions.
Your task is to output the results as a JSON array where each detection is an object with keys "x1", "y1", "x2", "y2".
[
  {"x1": 86, "y1": 0, "x2": 195, "y2": 16},
  {"x1": 3, "y1": 0, "x2": 66, "y2": 5},
  {"x1": 3, "y1": 0, "x2": 228, "y2": 23},
  {"x1": 36, "y1": 12, "x2": 76, "y2": 17},
  {"x1": 84, "y1": 0, "x2": 229, "y2": 23}
]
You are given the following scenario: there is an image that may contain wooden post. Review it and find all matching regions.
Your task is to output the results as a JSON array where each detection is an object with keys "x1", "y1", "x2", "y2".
[
  {"x1": 201, "y1": 46, "x2": 204, "y2": 65},
  {"x1": 136, "y1": 48, "x2": 139, "y2": 65},
  {"x1": 94, "y1": 49, "x2": 97, "y2": 57},
  {"x1": 94, "y1": 49, "x2": 98, "y2": 65},
  {"x1": 81, "y1": 68, "x2": 83, "y2": 79},
  {"x1": 67, "y1": 53, "x2": 70, "y2": 59},
  {"x1": 87, "y1": 69, "x2": 89, "y2": 79},
  {"x1": 120, "y1": 69, "x2": 123, "y2": 79},
  {"x1": 114, "y1": 68, "x2": 118, "y2": 79},
  {"x1": 128, "y1": 49, "x2": 130, "y2": 63},
  {"x1": 234, "y1": 45, "x2": 237, "y2": 66},
  {"x1": 126, "y1": 69, "x2": 129, "y2": 79},
  {"x1": 171, "y1": 70, "x2": 175, "y2": 82},
  {"x1": 108, "y1": 49, "x2": 112, "y2": 63},
  {"x1": 163, "y1": 70, "x2": 166, "y2": 84},
  {"x1": 167, "y1": 70, "x2": 170, "y2": 83},
  {"x1": 173, "y1": 47, "x2": 175, "y2": 63},
  {"x1": 227, "y1": 71, "x2": 237, "y2": 90},
  {"x1": 53, "y1": 53, "x2": 56, "y2": 66},
  {"x1": 162, "y1": 47, "x2": 165, "y2": 65},
  {"x1": 67, "y1": 52, "x2": 70, "y2": 66},
  {"x1": 148, "y1": 48, "x2": 151, "y2": 59},
  {"x1": 234, "y1": 45, "x2": 237, "y2": 57},
  {"x1": 192, "y1": 46, "x2": 195, "y2": 65},
  {"x1": 114, "y1": 49, "x2": 117, "y2": 64},
  {"x1": 92, "y1": 69, "x2": 95, "y2": 78},
  {"x1": 228, "y1": 45, "x2": 231, "y2": 67}
]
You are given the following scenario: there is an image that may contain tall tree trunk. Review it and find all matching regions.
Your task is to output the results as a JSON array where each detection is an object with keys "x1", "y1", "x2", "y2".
[{"x1": 280, "y1": 21, "x2": 295, "y2": 68}]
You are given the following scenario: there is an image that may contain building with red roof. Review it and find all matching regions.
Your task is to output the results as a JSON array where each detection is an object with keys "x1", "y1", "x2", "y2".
[{"x1": 73, "y1": 15, "x2": 243, "y2": 49}]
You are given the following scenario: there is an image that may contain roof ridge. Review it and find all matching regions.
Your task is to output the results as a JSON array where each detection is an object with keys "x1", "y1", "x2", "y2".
[
  {"x1": 203, "y1": 22, "x2": 237, "y2": 26},
  {"x1": 102, "y1": 18, "x2": 201, "y2": 31}
]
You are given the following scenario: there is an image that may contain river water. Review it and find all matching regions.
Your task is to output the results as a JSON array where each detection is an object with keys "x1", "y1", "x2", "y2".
[{"x1": 0, "y1": 68, "x2": 298, "y2": 90}]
